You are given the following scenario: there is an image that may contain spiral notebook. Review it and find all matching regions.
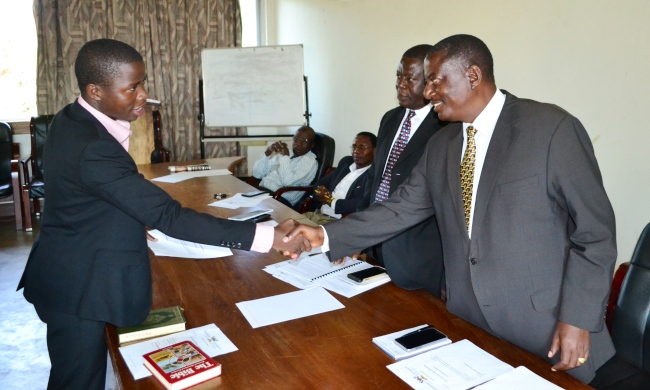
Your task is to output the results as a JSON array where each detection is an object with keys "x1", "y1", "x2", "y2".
[{"x1": 264, "y1": 253, "x2": 391, "y2": 298}]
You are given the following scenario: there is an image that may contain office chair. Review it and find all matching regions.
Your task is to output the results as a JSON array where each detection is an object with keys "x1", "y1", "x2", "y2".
[
  {"x1": 150, "y1": 110, "x2": 171, "y2": 164},
  {"x1": 0, "y1": 122, "x2": 23, "y2": 230},
  {"x1": 590, "y1": 222, "x2": 650, "y2": 389},
  {"x1": 272, "y1": 132, "x2": 335, "y2": 210},
  {"x1": 21, "y1": 114, "x2": 54, "y2": 231}
]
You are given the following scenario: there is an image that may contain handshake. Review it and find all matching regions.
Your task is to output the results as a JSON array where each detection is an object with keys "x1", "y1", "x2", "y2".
[{"x1": 271, "y1": 219, "x2": 325, "y2": 259}]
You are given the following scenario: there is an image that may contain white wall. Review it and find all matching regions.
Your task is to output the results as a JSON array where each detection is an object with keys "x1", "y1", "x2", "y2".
[{"x1": 264, "y1": 0, "x2": 650, "y2": 265}]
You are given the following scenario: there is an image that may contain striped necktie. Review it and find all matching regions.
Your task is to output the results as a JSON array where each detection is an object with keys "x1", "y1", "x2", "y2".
[
  {"x1": 375, "y1": 110, "x2": 415, "y2": 202},
  {"x1": 460, "y1": 126, "x2": 477, "y2": 230}
]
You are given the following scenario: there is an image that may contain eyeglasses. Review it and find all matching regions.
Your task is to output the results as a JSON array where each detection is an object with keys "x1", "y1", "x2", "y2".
[
  {"x1": 350, "y1": 145, "x2": 371, "y2": 151},
  {"x1": 293, "y1": 136, "x2": 311, "y2": 145}
]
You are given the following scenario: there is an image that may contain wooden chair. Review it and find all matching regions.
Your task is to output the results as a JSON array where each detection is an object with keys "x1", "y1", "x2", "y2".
[
  {"x1": 0, "y1": 122, "x2": 23, "y2": 230},
  {"x1": 128, "y1": 107, "x2": 171, "y2": 165},
  {"x1": 21, "y1": 115, "x2": 54, "y2": 231}
]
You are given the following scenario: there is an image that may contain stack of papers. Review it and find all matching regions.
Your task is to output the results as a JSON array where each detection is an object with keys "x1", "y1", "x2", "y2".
[
  {"x1": 152, "y1": 168, "x2": 232, "y2": 183},
  {"x1": 387, "y1": 339, "x2": 513, "y2": 390},
  {"x1": 118, "y1": 324, "x2": 237, "y2": 380},
  {"x1": 263, "y1": 251, "x2": 391, "y2": 298},
  {"x1": 372, "y1": 325, "x2": 451, "y2": 360},
  {"x1": 147, "y1": 230, "x2": 233, "y2": 259},
  {"x1": 209, "y1": 193, "x2": 272, "y2": 209}
]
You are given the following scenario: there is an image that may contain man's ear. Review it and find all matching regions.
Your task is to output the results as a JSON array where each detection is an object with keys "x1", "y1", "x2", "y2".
[
  {"x1": 467, "y1": 65, "x2": 482, "y2": 90},
  {"x1": 85, "y1": 83, "x2": 102, "y2": 102}
]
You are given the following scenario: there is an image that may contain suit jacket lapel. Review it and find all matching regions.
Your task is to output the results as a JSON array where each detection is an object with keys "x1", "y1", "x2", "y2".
[
  {"x1": 398, "y1": 109, "x2": 436, "y2": 164},
  {"x1": 446, "y1": 123, "x2": 466, "y2": 236},
  {"x1": 472, "y1": 94, "x2": 518, "y2": 236}
]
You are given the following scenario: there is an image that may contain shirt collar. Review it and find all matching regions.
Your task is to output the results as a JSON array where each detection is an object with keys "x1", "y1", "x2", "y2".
[
  {"x1": 463, "y1": 89, "x2": 506, "y2": 139},
  {"x1": 409, "y1": 102, "x2": 433, "y2": 120},
  {"x1": 77, "y1": 96, "x2": 132, "y2": 151}
]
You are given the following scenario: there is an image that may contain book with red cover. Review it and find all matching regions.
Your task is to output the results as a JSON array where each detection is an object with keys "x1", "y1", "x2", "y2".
[{"x1": 142, "y1": 340, "x2": 221, "y2": 390}]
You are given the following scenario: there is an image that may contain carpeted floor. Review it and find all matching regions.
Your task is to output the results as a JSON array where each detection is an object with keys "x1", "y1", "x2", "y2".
[{"x1": 0, "y1": 217, "x2": 117, "y2": 389}]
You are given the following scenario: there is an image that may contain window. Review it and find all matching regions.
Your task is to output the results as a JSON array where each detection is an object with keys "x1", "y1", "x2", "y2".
[
  {"x1": 0, "y1": 1, "x2": 37, "y2": 122},
  {"x1": 240, "y1": 0, "x2": 260, "y2": 47}
]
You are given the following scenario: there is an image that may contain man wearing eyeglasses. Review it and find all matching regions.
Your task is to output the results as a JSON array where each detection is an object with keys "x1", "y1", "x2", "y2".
[
  {"x1": 252, "y1": 126, "x2": 317, "y2": 206},
  {"x1": 305, "y1": 132, "x2": 377, "y2": 225}
]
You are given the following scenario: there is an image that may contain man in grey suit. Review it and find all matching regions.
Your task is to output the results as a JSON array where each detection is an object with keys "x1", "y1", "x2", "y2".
[{"x1": 284, "y1": 34, "x2": 616, "y2": 384}]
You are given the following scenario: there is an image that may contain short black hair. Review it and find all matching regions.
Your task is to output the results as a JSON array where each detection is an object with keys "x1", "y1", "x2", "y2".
[
  {"x1": 75, "y1": 39, "x2": 143, "y2": 91},
  {"x1": 356, "y1": 131, "x2": 377, "y2": 147},
  {"x1": 296, "y1": 125, "x2": 316, "y2": 144},
  {"x1": 428, "y1": 34, "x2": 494, "y2": 82},
  {"x1": 402, "y1": 44, "x2": 435, "y2": 62}
]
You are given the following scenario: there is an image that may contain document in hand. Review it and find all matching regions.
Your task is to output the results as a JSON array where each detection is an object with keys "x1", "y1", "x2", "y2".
[
  {"x1": 387, "y1": 339, "x2": 513, "y2": 390},
  {"x1": 263, "y1": 253, "x2": 391, "y2": 298},
  {"x1": 372, "y1": 325, "x2": 451, "y2": 361},
  {"x1": 146, "y1": 230, "x2": 233, "y2": 259}
]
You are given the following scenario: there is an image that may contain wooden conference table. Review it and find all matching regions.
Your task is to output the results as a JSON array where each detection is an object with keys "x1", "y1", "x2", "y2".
[{"x1": 106, "y1": 158, "x2": 591, "y2": 389}]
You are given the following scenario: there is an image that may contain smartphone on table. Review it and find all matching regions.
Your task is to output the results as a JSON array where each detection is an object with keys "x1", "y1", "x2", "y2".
[
  {"x1": 241, "y1": 190, "x2": 267, "y2": 198},
  {"x1": 347, "y1": 266, "x2": 387, "y2": 284},
  {"x1": 394, "y1": 325, "x2": 448, "y2": 351}
]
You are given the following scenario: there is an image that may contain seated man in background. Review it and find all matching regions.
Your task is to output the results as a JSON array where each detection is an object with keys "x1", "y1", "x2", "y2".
[
  {"x1": 304, "y1": 132, "x2": 376, "y2": 225},
  {"x1": 252, "y1": 126, "x2": 317, "y2": 206}
]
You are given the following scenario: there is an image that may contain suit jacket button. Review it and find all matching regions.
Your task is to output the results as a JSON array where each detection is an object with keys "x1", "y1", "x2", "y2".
[
  {"x1": 220, "y1": 240, "x2": 226, "y2": 246},
  {"x1": 470, "y1": 258, "x2": 477, "y2": 265}
]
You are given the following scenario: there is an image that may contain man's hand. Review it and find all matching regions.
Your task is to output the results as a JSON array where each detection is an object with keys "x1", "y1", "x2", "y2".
[
  {"x1": 314, "y1": 185, "x2": 332, "y2": 205},
  {"x1": 146, "y1": 231, "x2": 158, "y2": 242},
  {"x1": 548, "y1": 321, "x2": 590, "y2": 371},
  {"x1": 273, "y1": 219, "x2": 311, "y2": 258},
  {"x1": 283, "y1": 223, "x2": 325, "y2": 251},
  {"x1": 332, "y1": 251, "x2": 360, "y2": 265}
]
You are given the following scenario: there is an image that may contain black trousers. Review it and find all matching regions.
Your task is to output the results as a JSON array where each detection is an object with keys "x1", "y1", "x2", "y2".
[{"x1": 34, "y1": 305, "x2": 107, "y2": 390}]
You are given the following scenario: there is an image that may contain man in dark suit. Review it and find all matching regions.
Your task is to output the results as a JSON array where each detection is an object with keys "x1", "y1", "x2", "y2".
[
  {"x1": 17, "y1": 39, "x2": 299, "y2": 390},
  {"x1": 285, "y1": 34, "x2": 616, "y2": 384},
  {"x1": 304, "y1": 132, "x2": 376, "y2": 224},
  {"x1": 359, "y1": 44, "x2": 446, "y2": 297}
]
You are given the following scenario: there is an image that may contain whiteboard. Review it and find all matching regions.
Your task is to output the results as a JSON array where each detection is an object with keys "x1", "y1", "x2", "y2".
[{"x1": 201, "y1": 45, "x2": 306, "y2": 127}]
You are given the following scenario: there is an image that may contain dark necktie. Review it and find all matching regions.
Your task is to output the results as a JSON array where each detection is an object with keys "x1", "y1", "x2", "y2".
[
  {"x1": 375, "y1": 110, "x2": 416, "y2": 202},
  {"x1": 460, "y1": 126, "x2": 477, "y2": 230}
]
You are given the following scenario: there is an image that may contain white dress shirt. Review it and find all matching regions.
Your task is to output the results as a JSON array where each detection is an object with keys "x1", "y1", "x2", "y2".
[
  {"x1": 252, "y1": 151, "x2": 318, "y2": 206},
  {"x1": 461, "y1": 89, "x2": 506, "y2": 237},
  {"x1": 321, "y1": 163, "x2": 371, "y2": 219}
]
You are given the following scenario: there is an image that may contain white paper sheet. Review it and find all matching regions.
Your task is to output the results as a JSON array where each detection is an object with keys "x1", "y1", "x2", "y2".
[
  {"x1": 118, "y1": 324, "x2": 238, "y2": 380},
  {"x1": 236, "y1": 287, "x2": 344, "y2": 328},
  {"x1": 474, "y1": 366, "x2": 563, "y2": 390},
  {"x1": 387, "y1": 339, "x2": 513, "y2": 390},
  {"x1": 372, "y1": 325, "x2": 451, "y2": 360},
  {"x1": 147, "y1": 229, "x2": 233, "y2": 259},
  {"x1": 152, "y1": 168, "x2": 232, "y2": 183},
  {"x1": 208, "y1": 193, "x2": 272, "y2": 209}
]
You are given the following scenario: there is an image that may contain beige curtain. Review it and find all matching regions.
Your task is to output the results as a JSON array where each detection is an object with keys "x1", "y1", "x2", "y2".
[{"x1": 34, "y1": 0, "x2": 245, "y2": 161}]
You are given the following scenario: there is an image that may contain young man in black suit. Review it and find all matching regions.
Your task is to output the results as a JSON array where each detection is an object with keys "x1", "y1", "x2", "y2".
[
  {"x1": 304, "y1": 132, "x2": 376, "y2": 224},
  {"x1": 17, "y1": 39, "x2": 300, "y2": 389},
  {"x1": 358, "y1": 44, "x2": 447, "y2": 297}
]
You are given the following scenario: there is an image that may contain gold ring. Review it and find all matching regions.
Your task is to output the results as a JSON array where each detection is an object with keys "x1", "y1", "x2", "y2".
[{"x1": 577, "y1": 357, "x2": 587, "y2": 364}]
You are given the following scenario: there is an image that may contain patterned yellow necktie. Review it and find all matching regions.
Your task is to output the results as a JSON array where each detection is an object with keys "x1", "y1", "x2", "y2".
[{"x1": 460, "y1": 126, "x2": 477, "y2": 230}]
